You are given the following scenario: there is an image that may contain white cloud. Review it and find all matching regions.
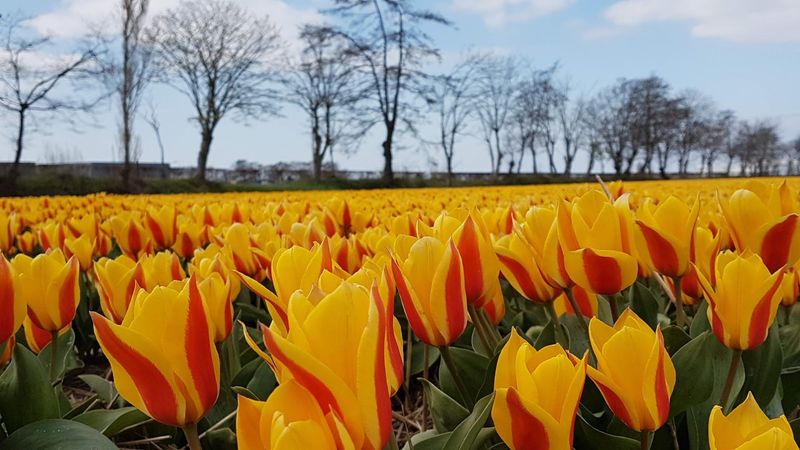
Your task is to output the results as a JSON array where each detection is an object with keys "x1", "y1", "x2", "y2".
[
  {"x1": 453, "y1": 0, "x2": 575, "y2": 28},
  {"x1": 602, "y1": 0, "x2": 800, "y2": 43},
  {"x1": 28, "y1": 0, "x2": 323, "y2": 48}
]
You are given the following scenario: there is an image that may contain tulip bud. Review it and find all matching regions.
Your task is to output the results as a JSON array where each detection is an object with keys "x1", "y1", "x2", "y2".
[
  {"x1": 91, "y1": 276, "x2": 220, "y2": 427},
  {"x1": 492, "y1": 330, "x2": 586, "y2": 450},
  {"x1": 697, "y1": 251, "x2": 785, "y2": 350},
  {"x1": 391, "y1": 237, "x2": 467, "y2": 347},
  {"x1": 587, "y1": 310, "x2": 676, "y2": 432},
  {"x1": 709, "y1": 392, "x2": 798, "y2": 450}
]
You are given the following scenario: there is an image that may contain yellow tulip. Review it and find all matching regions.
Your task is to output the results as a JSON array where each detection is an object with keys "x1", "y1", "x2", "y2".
[
  {"x1": 494, "y1": 231, "x2": 561, "y2": 304},
  {"x1": 91, "y1": 277, "x2": 220, "y2": 427},
  {"x1": 587, "y1": 310, "x2": 676, "y2": 432},
  {"x1": 109, "y1": 214, "x2": 153, "y2": 257},
  {"x1": 557, "y1": 191, "x2": 638, "y2": 295},
  {"x1": 453, "y1": 214, "x2": 501, "y2": 306},
  {"x1": 16, "y1": 231, "x2": 38, "y2": 254},
  {"x1": 11, "y1": 249, "x2": 80, "y2": 332},
  {"x1": 244, "y1": 281, "x2": 392, "y2": 450},
  {"x1": 697, "y1": 251, "x2": 785, "y2": 350},
  {"x1": 144, "y1": 205, "x2": 177, "y2": 250},
  {"x1": 64, "y1": 234, "x2": 95, "y2": 271},
  {"x1": 391, "y1": 237, "x2": 467, "y2": 347},
  {"x1": 709, "y1": 392, "x2": 799, "y2": 450},
  {"x1": 635, "y1": 195, "x2": 700, "y2": 277},
  {"x1": 94, "y1": 255, "x2": 146, "y2": 324},
  {"x1": 0, "y1": 212, "x2": 15, "y2": 253},
  {"x1": 492, "y1": 329, "x2": 586, "y2": 450},
  {"x1": 139, "y1": 251, "x2": 186, "y2": 291},
  {"x1": 0, "y1": 255, "x2": 24, "y2": 346},
  {"x1": 236, "y1": 382, "x2": 357, "y2": 450},
  {"x1": 720, "y1": 181, "x2": 800, "y2": 272}
]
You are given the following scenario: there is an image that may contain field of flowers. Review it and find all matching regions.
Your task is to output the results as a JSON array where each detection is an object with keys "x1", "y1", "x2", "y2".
[{"x1": 0, "y1": 178, "x2": 799, "y2": 450}]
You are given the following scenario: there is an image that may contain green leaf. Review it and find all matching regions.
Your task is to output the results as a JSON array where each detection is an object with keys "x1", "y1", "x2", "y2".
[
  {"x1": 689, "y1": 301, "x2": 710, "y2": 338},
  {"x1": 533, "y1": 321, "x2": 556, "y2": 349},
  {"x1": 573, "y1": 414, "x2": 639, "y2": 450},
  {"x1": 438, "y1": 347, "x2": 490, "y2": 407},
  {"x1": 471, "y1": 326, "x2": 491, "y2": 357},
  {"x1": 246, "y1": 360, "x2": 277, "y2": 400},
  {"x1": 62, "y1": 394, "x2": 99, "y2": 420},
  {"x1": 38, "y1": 329, "x2": 81, "y2": 382},
  {"x1": 0, "y1": 419, "x2": 116, "y2": 450},
  {"x1": 562, "y1": 314, "x2": 590, "y2": 358},
  {"x1": 662, "y1": 325, "x2": 692, "y2": 355},
  {"x1": 790, "y1": 417, "x2": 800, "y2": 445},
  {"x1": 409, "y1": 342, "x2": 440, "y2": 376},
  {"x1": 630, "y1": 281, "x2": 659, "y2": 329},
  {"x1": 78, "y1": 374, "x2": 117, "y2": 404},
  {"x1": 231, "y1": 386, "x2": 259, "y2": 400},
  {"x1": 670, "y1": 332, "x2": 715, "y2": 416},
  {"x1": 740, "y1": 325, "x2": 782, "y2": 407},
  {"x1": 402, "y1": 430, "x2": 451, "y2": 450},
  {"x1": 419, "y1": 379, "x2": 469, "y2": 433},
  {"x1": 73, "y1": 407, "x2": 151, "y2": 437},
  {"x1": 441, "y1": 393, "x2": 495, "y2": 450},
  {"x1": 0, "y1": 345, "x2": 60, "y2": 433}
]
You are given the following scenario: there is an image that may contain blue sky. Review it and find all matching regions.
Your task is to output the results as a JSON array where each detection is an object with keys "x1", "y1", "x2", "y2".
[{"x1": 3, "y1": 0, "x2": 799, "y2": 173}]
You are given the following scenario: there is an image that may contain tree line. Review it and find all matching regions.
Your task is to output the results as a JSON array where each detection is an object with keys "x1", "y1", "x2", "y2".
[{"x1": 0, "y1": 0, "x2": 797, "y2": 188}]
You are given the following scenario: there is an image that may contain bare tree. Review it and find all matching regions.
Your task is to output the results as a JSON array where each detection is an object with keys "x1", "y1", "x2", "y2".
[
  {"x1": 700, "y1": 109, "x2": 734, "y2": 176},
  {"x1": 282, "y1": 25, "x2": 362, "y2": 182},
  {"x1": 474, "y1": 55, "x2": 521, "y2": 176},
  {"x1": 323, "y1": 0, "x2": 450, "y2": 184},
  {"x1": 0, "y1": 15, "x2": 98, "y2": 186},
  {"x1": 147, "y1": 0, "x2": 282, "y2": 182},
  {"x1": 98, "y1": 0, "x2": 152, "y2": 189},
  {"x1": 428, "y1": 52, "x2": 483, "y2": 185},
  {"x1": 507, "y1": 65, "x2": 557, "y2": 174},
  {"x1": 556, "y1": 79, "x2": 585, "y2": 175},
  {"x1": 143, "y1": 101, "x2": 166, "y2": 178},
  {"x1": 584, "y1": 80, "x2": 636, "y2": 177}
]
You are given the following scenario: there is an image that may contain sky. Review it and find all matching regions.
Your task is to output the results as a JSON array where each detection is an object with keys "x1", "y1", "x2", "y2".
[{"x1": 2, "y1": 0, "x2": 799, "y2": 174}]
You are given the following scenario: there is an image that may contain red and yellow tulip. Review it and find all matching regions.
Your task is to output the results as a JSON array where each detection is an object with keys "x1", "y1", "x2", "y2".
[
  {"x1": 391, "y1": 237, "x2": 467, "y2": 347},
  {"x1": 91, "y1": 277, "x2": 220, "y2": 427},
  {"x1": 587, "y1": 310, "x2": 675, "y2": 432},
  {"x1": 635, "y1": 195, "x2": 700, "y2": 277},
  {"x1": 492, "y1": 329, "x2": 586, "y2": 450},
  {"x1": 697, "y1": 251, "x2": 785, "y2": 350},
  {"x1": 12, "y1": 249, "x2": 80, "y2": 332},
  {"x1": 709, "y1": 392, "x2": 799, "y2": 450}
]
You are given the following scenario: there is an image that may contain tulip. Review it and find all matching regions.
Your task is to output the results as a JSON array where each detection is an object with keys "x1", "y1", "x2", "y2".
[
  {"x1": 518, "y1": 207, "x2": 571, "y2": 289},
  {"x1": 191, "y1": 253, "x2": 240, "y2": 302},
  {"x1": 11, "y1": 249, "x2": 80, "y2": 332},
  {"x1": 94, "y1": 255, "x2": 146, "y2": 324},
  {"x1": 91, "y1": 277, "x2": 220, "y2": 430},
  {"x1": 0, "y1": 212, "x2": 15, "y2": 254},
  {"x1": 64, "y1": 234, "x2": 95, "y2": 271},
  {"x1": 145, "y1": 205, "x2": 177, "y2": 250},
  {"x1": 635, "y1": 196, "x2": 700, "y2": 277},
  {"x1": 270, "y1": 242, "x2": 334, "y2": 308},
  {"x1": 492, "y1": 329, "x2": 586, "y2": 450},
  {"x1": 781, "y1": 267, "x2": 799, "y2": 307},
  {"x1": 22, "y1": 316, "x2": 69, "y2": 354},
  {"x1": 587, "y1": 310, "x2": 676, "y2": 433},
  {"x1": 16, "y1": 231, "x2": 38, "y2": 254},
  {"x1": 557, "y1": 191, "x2": 638, "y2": 295},
  {"x1": 139, "y1": 251, "x2": 186, "y2": 291},
  {"x1": 391, "y1": 237, "x2": 467, "y2": 347},
  {"x1": 221, "y1": 223, "x2": 269, "y2": 280},
  {"x1": 194, "y1": 273, "x2": 234, "y2": 343},
  {"x1": 0, "y1": 255, "x2": 24, "y2": 345},
  {"x1": 37, "y1": 221, "x2": 66, "y2": 252},
  {"x1": 697, "y1": 251, "x2": 784, "y2": 351},
  {"x1": 236, "y1": 382, "x2": 357, "y2": 450},
  {"x1": 331, "y1": 235, "x2": 370, "y2": 274},
  {"x1": 109, "y1": 214, "x2": 153, "y2": 257},
  {"x1": 173, "y1": 222, "x2": 208, "y2": 259},
  {"x1": 708, "y1": 392, "x2": 799, "y2": 450},
  {"x1": 244, "y1": 281, "x2": 392, "y2": 450},
  {"x1": 719, "y1": 182, "x2": 800, "y2": 272},
  {"x1": 494, "y1": 231, "x2": 561, "y2": 304},
  {"x1": 679, "y1": 227, "x2": 721, "y2": 304},
  {"x1": 453, "y1": 214, "x2": 501, "y2": 306}
]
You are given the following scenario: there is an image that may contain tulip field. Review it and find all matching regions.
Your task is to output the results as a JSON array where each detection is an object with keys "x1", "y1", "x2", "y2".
[{"x1": 1, "y1": 178, "x2": 800, "y2": 450}]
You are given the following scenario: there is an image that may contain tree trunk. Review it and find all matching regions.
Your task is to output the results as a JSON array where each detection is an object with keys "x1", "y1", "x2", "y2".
[
  {"x1": 196, "y1": 127, "x2": 213, "y2": 182},
  {"x1": 382, "y1": 122, "x2": 395, "y2": 185},
  {"x1": 121, "y1": 108, "x2": 132, "y2": 191},
  {"x1": 446, "y1": 157, "x2": 453, "y2": 187},
  {"x1": 8, "y1": 108, "x2": 26, "y2": 187},
  {"x1": 312, "y1": 125, "x2": 323, "y2": 183}
]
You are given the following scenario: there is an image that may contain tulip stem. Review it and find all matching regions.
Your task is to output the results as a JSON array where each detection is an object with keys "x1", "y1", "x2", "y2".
[
  {"x1": 565, "y1": 287, "x2": 589, "y2": 332},
  {"x1": 640, "y1": 430, "x2": 652, "y2": 450},
  {"x1": 182, "y1": 423, "x2": 203, "y2": 450},
  {"x1": 439, "y1": 345, "x2": 473, "y2": 409},
  {"x1": 719, "y1": 348, "x2": 743, "y2": 413},
  {"x1": 672, "y1": 276, "x2": 687, "y2": 329},
  {"x1": 421, "y1": 343, "x2": 429, "y2": 431},
  {"x1": 467, "y1": 305, "x2": 492, "y2": 354},
  {"x1": 403, "y1": 325, "x2": 413, "y2": 413},
  {"x1": 544, "y1": 302, "x2": 567, "y2": 347},
  {"x1": 49, "y1": 330, "x2": 58, "y2": 383},
  {"x1": 478, "y1": 307, "x2": 502, "y2": 347},
  {"x1": 385, "y1": 431, "x2": 400, "y2": 450},
  {"x1": 609, "y1": 294, "x2": 620, "y2": 322}
]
